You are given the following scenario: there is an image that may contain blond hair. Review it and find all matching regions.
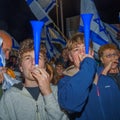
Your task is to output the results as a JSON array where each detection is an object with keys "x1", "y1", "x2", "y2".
[{"x1": 66, "y1": 32, "x2": 93, "y2": 51}]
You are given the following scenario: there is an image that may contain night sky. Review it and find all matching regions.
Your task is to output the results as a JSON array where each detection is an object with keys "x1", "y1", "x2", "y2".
[{"x1": 0, "y1": 0, "x2": 119, "y2": 43}]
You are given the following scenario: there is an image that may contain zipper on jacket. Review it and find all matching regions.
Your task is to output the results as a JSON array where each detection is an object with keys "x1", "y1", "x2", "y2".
[
  {"x1": 36, "y1": 102, "x2": 40, "y2": 120},
  {"x1": 36, "y1": 103, "x2": 39, "y2": 113}
]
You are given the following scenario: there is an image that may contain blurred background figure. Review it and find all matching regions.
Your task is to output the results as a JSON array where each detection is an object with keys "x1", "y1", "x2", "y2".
[
  {"x1": 54, "y1": 61, "x2": 65, "y2": 85},
  {"x1": 0, "y1": 30, "x2": 12, "y2": 98},
  {"x1": 98, "y1": 43, "x2": 120, "y2": 88},
  {"x1": 56, "y1": 47, "x2": 71, "y2": 69},
  {"x1": 6, "y1": 55, "x2": 18, "y2": 71}
]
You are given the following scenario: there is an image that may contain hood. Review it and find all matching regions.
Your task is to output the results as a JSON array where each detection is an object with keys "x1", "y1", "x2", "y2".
[{"x1": 63, "y1": 65, "x2": 79, "y2": 76}]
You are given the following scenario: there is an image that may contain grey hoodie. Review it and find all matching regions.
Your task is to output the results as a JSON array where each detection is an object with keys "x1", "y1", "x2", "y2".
[{"x1": 0, "y1": 83, "x2": 69, "y2": 120}]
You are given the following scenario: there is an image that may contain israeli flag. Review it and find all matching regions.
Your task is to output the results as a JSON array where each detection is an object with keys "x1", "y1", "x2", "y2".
[
  {"x1": 42, "y1": 26, "x2": 66, "y2": 59},
  {"x1": 26, "y1": 0, "x2": 55, "y2": 25},
  {"x1": 26, "y1": 0, "x2": 66, "y2": 59},
  {"x1": 36, "y1": 0, "x2": 56, "y2": 13},
  {"x1": 48, "y1": 27, "x2": 66, "y2": 47},
  {"x1": 80, "y1": 0, "x2": 120, "y2": 57},
  {"x1": 12, "y1": 38, "x2": 20, "y2": 50}
]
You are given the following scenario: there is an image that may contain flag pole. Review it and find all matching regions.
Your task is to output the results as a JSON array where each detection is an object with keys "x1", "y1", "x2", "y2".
[
  {"x1": 56, "y1": 0, "x2": 59, "y2": 27},
  {"x1": 59, "y1": 0, "x2": 64, "y2": 34},
  {"x1": 52, "y1": 21, "x2": 67, "y2": 41}
]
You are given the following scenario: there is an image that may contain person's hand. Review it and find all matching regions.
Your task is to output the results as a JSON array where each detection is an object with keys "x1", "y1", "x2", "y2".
[
  {"x1": 71, "y1": 45, "x2": 94, "y2": 68},
  {"x1": 31, "y1": 67, "x2": 52, "y2": 96},
  {"x1": 102, "y1": 59, "x2": 118, "y2": 75},
  {"x1": 78, "y1": 49, "x2": 94, "y2": 62},
  {"x1": 102, "y1": 61, "x2": 112, "y2": 75}
]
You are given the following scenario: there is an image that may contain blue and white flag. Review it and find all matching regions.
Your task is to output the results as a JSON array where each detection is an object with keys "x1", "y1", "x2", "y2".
[
  {"x1": 26, "y1": 0, "x2": 66, "y2": 59},
  {"x1": 26, "y1": 0, "x2": 55, "y2": 25},
  {"x1": 80, "y1": 0, "x2": 120, "y2": 57},
  {"x1": 12, "y1": 38, "x2": 20, "y2": 50},
  {"x1": 42, "y1": 26, "x2": 66, "y2": 59},
  {"x1": 45, "y1": 26, "x2": 59, "y2": 59},
  {"x1": 48, "y1": 27, "x2": 66, "y2": 47},
  {"x1": 36, "y1": 0, "x2": 56, "y2": 13},
  {"x1": 103, "y1": 24, "x2": 120, "y2": 48}
]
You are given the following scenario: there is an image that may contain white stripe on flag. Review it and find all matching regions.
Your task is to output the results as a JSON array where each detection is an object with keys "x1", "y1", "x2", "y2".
[
  {"x1": 37, "y1": 0, "x2": 56, "y2": 13},
  {"x1": 80, "y1": 0, "x2": 109, "y2": 56},
  {"x1": 28, "y1": 0, "x2": 53, "y2": 25},
  {"x1": 80, "y1": 0, "x2": 120, "y2": 56}
]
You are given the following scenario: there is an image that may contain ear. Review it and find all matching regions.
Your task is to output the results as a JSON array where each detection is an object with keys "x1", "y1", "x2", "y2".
[
  {"x1": 69, "y1": 53, "x2": 73, "y2": 62},
  {"x1": 100, "y1": 57, "x2": 104, "y2": 64},
  {"x1": 19, "y1": 65, "x2": 23, "y2": 72}
]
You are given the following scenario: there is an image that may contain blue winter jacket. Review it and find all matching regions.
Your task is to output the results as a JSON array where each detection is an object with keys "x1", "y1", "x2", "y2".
[
  {"x1": 79, "y1": 67, "x2": 120, "y2": 120},
  {"x1": 58, "y1": 61, "x2": 120, "y2": 120},
  {"x1": 58, "y1": 57, "x2": 96, "y2": 113}
]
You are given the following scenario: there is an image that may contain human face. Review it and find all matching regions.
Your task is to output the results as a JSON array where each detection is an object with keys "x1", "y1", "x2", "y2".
[
  {"x1": 56, "y1": 64, "x2": 64, "y2": 76},
  {"x1": 2, "y1": 40, "x2": 12, "y2": 60},
  {"x1": 19, "y1": 51, "x2": 45, "y2": 81},
  {"x1": 69, "y1": 43, "x2": 85, "y2": 68},
  {"x1": 1, "y1": 33, "x2": 12, "y2": 60},
  {"x1": 101, "y1": 49, "x2": 119, "y2": 69}
]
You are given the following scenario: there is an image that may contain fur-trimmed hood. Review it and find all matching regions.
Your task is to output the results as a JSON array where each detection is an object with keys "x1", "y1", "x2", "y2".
[{"x1": 63, "y1": 65, "x2": 79, "y2": 76}]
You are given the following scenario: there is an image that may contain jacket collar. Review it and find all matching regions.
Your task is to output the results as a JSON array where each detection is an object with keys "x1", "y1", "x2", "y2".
[{"x1": 13, "y1": 82, "x2": 23, "y2": 90}]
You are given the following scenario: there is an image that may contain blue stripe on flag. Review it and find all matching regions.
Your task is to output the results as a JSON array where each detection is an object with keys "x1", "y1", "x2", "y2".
[
  {"x1": 12, "y1": 38, "x2": 20, "y2": 50},
  {"x1": 79, "y1": 26, "x2": 108, "y2": 45},
  {"x1": 80, "y1": 0, "x2": 120, "y2": 54},
  {"x1": 40, "y1": 17, "x2": 50, "y2": 23},
  {"x1": 26, "y1": 0, "x2": 33, "y2": 5},
  {"x1": 109, "y1": 24, "x2": 120, "y2": 32},
  {"x1": 45, "y1": 0, "x2": 56, "y2": 13},
  {"x1": 80, "y1": 0, "x2": 113, "y2": 59},
  {"x1": 51, "y1": 38, "x2": 66, "y2": 45}
]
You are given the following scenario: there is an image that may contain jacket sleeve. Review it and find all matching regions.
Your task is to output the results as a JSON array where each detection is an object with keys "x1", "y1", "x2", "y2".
[
  {"x1": 0, "y1": 93, "x2": 16, "y2": 120},
  {"x1": 58, "y1": 57, "x2": 97, "y2": 113},
  {"x1": 44, "y1": 87, "x2": 69, "y2": 120}
]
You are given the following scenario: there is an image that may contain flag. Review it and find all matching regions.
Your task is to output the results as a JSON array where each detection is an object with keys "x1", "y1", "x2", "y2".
[
  {"x1": 80, "y1": 0, "x2": 120, "y2": 58},
  {"x1": 12, "y1": 38, "x2": 20, "y2": 50},
  {"x1": 26, "y1": 0, "x2": 66, "y2": 59},
  {"x1": 45, "y1": 26, "x2": 59, "y2": 59},
  {"x1": 103, "y1": 24, "x2": 120, "y2": 48},
  {"x1": 36, "y1": 0, "x2": 56, "y2": 13},
  {"x1": 42, "y1": 26, "x2": 66, "y2": 59},
  {"x1": 48, "y1": 27, "x2": 66, "y2": 47},
  {"x1": 26, "y1": 0, "x2": 55, "y2": 25}
]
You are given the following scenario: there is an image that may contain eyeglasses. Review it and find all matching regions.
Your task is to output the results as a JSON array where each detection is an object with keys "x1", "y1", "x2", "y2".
[{"x1": 103, "y1": 53, "x2": 119, "y2": 58}]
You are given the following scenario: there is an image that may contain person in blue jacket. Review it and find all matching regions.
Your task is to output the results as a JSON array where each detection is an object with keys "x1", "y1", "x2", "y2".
[
  {"x1": 58, "y1": 33, "x2": 120, "y2": 120},
  {"x1": 58, "y1": 32, "x2": 97, "y2": 119},
  {"x1": 80, "y1": 43, "x2": 120, "y2": 120}
]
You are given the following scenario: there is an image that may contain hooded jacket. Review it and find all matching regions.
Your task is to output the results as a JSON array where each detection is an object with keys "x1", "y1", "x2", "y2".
[
  {"x1": 0, "y1": 82, "x2": 69, "y2": 120},
  {"x1": 58, "y1": 58, "x2": 120, "y2": 120},
  {"x1": 58, "y1": 57, "x2": 97, "y2": 113}
]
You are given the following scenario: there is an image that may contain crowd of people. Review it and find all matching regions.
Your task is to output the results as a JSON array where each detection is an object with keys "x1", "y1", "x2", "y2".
[{"x1": 0, "y1": 29, "x2": 120, "y2": 120}]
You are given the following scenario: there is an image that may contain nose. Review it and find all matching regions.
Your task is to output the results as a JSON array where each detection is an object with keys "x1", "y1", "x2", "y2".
[
  {"x1": 31, "y1": 57, "x2": 35, "y2": 65},
  {"x1": 79, "y1": 48, "x2": 85, "y2": 54}
]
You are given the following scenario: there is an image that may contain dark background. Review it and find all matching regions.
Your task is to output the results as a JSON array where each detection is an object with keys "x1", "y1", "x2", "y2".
[{"x1": 0, "y1": 0, "x2": 120, "y2": 43}]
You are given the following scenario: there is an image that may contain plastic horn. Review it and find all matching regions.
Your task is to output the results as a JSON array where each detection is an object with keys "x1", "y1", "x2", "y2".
[
  {"x1": 81, "y1": 13, "x2": 93, "y2": 54},
  {"x1": 30, "y1": 20, "x2": 44, "y2": 66}
]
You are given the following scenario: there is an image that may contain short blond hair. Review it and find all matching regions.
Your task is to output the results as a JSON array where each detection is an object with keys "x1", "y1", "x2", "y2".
[{"x1": 66, "y1": 32, "x2": 93, "y2": 51}]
